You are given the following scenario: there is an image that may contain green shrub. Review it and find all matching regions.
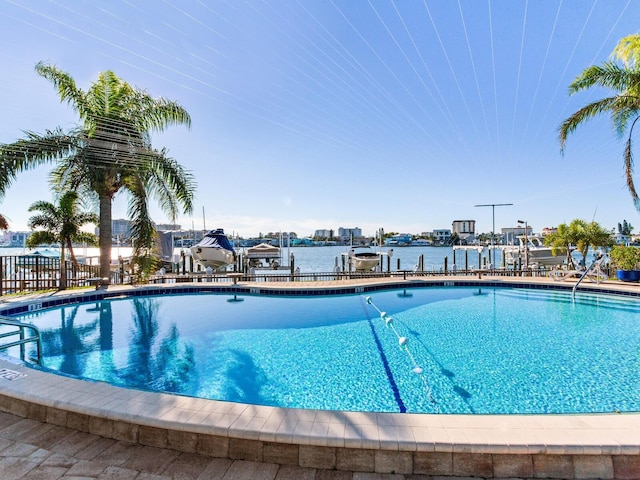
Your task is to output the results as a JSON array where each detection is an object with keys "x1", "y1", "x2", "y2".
[{"x1": 609, "y1": 245, "x2": 640, "y2": 271}]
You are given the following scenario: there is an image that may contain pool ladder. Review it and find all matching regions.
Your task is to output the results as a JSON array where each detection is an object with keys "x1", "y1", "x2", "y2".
[
  {"x1": 572, "y1": 253, "x2": 607, "y2": 297},
  {"x1": 0, "y1": 315, "x2": 43, "y2": 366},
  {"x1": 365, "y1": 296, "x2": 438, "y2": 410}
]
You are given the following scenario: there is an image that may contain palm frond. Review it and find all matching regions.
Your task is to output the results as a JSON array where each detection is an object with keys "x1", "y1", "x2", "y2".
[
  {"x1": 25, "y1": 230, "x2": 56, "y2": 248},
  {"x1": 35, "y1": 62, "x2": 89, "y2": 117},
  {"x1": 624, "y1": 129, "x2": 640, "y2": 210},
  {"x1": 569, "y1": 62, "x2": 640, "y2": 94},
  {"x1": 558, "y1": 97, "x2": 620, "y2": 151}
]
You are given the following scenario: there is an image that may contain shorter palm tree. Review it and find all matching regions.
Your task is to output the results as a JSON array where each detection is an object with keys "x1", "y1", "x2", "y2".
[
  {"x1": 0, "y1": 213, "x2": 8, "y2": 230},
  {"x1": 544, "y1": 219, "x2": 614, "y2": 267},
  {"x1": 26, "y1": 191, "x2": 99, "y2": 290}
]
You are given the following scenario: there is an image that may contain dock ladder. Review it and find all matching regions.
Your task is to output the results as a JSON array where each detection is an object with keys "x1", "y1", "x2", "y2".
[{"x1": 0, "y1": 316, "x2": 43, "y2": 366}]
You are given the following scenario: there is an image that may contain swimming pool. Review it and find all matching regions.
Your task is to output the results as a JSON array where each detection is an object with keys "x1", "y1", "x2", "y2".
[{"x1": 11, "y1": 286, "x2": 640, "y2": 414}]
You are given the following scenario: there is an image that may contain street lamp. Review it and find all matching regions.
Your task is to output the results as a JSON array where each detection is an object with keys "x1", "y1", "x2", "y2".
[
  {"x1": 517, "y1": 220, "x2": 529, "y2": 269},
  {"x1": 474, "y1": 203, "x2": 513, "y2": 268}
]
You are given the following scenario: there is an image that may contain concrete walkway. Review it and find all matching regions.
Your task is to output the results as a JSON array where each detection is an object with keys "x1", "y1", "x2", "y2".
[{"x1": 0, "y1": 411, "x2": 442, "y2": 480}]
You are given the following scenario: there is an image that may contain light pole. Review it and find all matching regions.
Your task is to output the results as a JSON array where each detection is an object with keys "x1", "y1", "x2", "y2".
[
  {"x1": 517, "y1": 220, "x2": 529, "y2": 269},
  {"x1": 474, "y1": 203, "x2": 513, "y2": 268}
]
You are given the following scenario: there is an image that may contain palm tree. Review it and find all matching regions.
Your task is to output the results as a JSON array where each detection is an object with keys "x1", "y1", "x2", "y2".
[
  {"x1": 544, "y1": 219, "x2": 614, "y2": 267},
  {"x1": 543, "y1": 222, "x2": 577, "y2": 266},
  {"x1": 0, "y1": 213, "x2": 8, "y2": 230},
  {"x1": 559, "y1": 34, "x2": 640, "y2": 209},
  {"x1": 26, "y1": 191, "x2": 99, "y2": 290},
  {"x1": 0, "y1": 62, "x2": 195, "y2": 281}
]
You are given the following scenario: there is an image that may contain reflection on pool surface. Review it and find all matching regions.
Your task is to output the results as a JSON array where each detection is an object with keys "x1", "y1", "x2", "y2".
[{"x1": 12, "y1": 287, "x2": 640, "y2": 414}]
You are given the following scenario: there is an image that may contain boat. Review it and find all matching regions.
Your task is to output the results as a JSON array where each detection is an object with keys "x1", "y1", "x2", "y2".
[
  {"x1": 343, "y1": 246, "x2": 392, "y2": 272},
  {"x1": 190, "y1": 229, "x2": 235, "y2": 270},
  {"x1": 504, "y1": 235, "x2": 570, "y2": 267},
  {"x1": 244, "y1": 242, "x2": 283, "y2": 269}
]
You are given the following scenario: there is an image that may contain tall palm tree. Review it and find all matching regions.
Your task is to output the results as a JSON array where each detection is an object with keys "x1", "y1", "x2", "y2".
[
  {"x1": 0, "y1": 62, "x2": 195, "y2": 281},
  {"x1": 559, "y1": 34, "x2": 640, "y2": 209},
  {"x1": 26, "y1": 191, "x2": 99, "y2": 290}
]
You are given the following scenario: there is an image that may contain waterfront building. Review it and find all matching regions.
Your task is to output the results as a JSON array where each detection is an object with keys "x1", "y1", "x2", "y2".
[
  {"x1": 452, "y1": 220, "x2": 476, "y2": 243},
  {"x1": 384, "y1": 233, "x2": 412, "y2": 246},
  {"x1": 338, "y1": 227, "x2": 363, "y2": 243},
  {"x1": 433, "y1": 229, "x2": 451, "y2": 244}
]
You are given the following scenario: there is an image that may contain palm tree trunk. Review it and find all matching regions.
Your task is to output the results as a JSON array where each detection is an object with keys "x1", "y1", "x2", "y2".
[
  {"x1": 99, "y1": 194, "x2": 112, "y2": 283},
  {"x1": 59, "y1": 244, "x2": 67, "y2": 290}
]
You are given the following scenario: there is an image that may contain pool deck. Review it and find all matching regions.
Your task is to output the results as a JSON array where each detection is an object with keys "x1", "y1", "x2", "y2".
[{"x1": 0, "y1": 276, "x2": 639, "y2": 479}]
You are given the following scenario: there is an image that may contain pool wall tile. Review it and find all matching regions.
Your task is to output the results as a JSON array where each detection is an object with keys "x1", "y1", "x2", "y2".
[
  {"x1": 166, "y1": 429, "x2": 197, "y2": 453},
  {"x1": 88, "y1": 416, "x2": 114, "y2": 438},
  {"x1": 298, "y1": 445, "x2": 336, "y2": 469},
  {"x1": 491, "y1": 453, "x2": 534, "y2": 478},
  {"x1": 375, "y1": 449, "x2": 412, "y2": 474},
  {"x1": 112, "y1": 420, "x2": 139, "y2": 443},
  {"x1": 228, "y1": 437, "x2": 263, "y2": 462},
  {"x1": 262, "y1": 441, "x2": 299, "y2": 466},
  {"x1": 612, "y1": 455, "x2": 640, "y2": 479},
  {"x1": 573, "y1": 454, "x2": 614, "y2": 479},
  {"x1": 45, "y1": 407, "x2": 67, "y2": 427},
  {"x1": 336, "y1": 447, "x2": 374, "y2": 472},
  {"x1": 65, "y1": 411, "x2": 90, "y2": 432},
  {"x1": 413, "y1": 451, "x2": 452, "y2": 475},
  {"x1": 452, "y1": 451, "x2": 493, "y2": 477},
  {"x1": 532, "y1": 454, "x2": 574, "y2": 479},
  {"x1": 196, "y1": 434, "x2": 228, "y2": 458}
]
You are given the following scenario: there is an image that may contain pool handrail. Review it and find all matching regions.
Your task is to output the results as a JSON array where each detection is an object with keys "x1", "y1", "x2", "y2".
[{"x1": 0, "y1": 315, "x2": 42, "y2": 365}]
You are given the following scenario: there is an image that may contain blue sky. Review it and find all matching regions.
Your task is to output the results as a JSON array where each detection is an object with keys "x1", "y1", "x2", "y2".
[{"x1": 1, "y1": 0, "x2": 639, "y2": 238}]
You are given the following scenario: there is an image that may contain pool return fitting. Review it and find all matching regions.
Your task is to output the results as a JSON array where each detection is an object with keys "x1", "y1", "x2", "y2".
[{"x1": 365, "y1": 296, "x2": 438, "y2": 411}]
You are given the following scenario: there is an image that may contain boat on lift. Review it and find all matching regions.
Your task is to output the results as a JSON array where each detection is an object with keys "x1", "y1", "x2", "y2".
[
  {"x1": 190, "y1": 228, "x2": 235, "y2": 270},
  {"x1": 244, "y1": 242, "x2": 283, "y2": 269},
  {"x1": 504, "y1": 235, "x2": 570, "y2": 267},
  {"x1": 343, "y1": 245, "x2": 393, "y2": 272}
]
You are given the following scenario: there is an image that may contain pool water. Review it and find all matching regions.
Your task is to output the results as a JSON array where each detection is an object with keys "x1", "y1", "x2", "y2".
[{"x1": 13, "y1": 287, "x2": 640, "y2": 414}]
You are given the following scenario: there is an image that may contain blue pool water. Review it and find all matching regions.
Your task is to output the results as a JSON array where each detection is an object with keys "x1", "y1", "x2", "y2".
[{"x1": 12, "y1": 287, "x2": 640, "y2": 414}]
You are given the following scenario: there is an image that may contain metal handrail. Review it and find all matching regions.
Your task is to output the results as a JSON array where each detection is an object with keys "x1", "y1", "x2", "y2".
[
  {"x1": 572, "y1": 254, "x2": 606, "y2": 297},
  {"x1": 0, "y1": 316, "x2": 42, "y2": 365}
]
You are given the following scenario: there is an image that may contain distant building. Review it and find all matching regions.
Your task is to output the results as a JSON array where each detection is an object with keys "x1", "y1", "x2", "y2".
[
  {"x1": 452, "y1": 220, "x2": 475, "y2": 243},
  {"x1": 156, "y1": 223, "x2": 181, "y2": 231},
  {"x1": 314, "y1": 229, "x2": 333, "y2": 239},
  {"x1": 384, "y1": 233, "x2": 412, "y2": 246},
  {"x1": 2, "y1": 231, "x2": 30, "y2": 247},
  {"x1": 338, "y1": 227, "x2": 362, "y2": 243},
  {"x1": 502, "y1": 226, "x2": 532, "y2": 245},
  {"x1": 111, "y1": 219, "x2": 132, "y2": 240},
  {"x1": 541, "y1": 227, "x2": 557, "y2": 236},
  {"x1": 433, "y1": 229, "x2": 451, "y2": 243}
]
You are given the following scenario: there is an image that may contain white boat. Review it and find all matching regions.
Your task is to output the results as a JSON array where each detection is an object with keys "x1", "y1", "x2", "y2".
[
  {"x1": 504, "y1": 235, "x2": 570, "y2": 267},
  {"x1": 190, "y1": 229, "x2": 235, "y2": 270},
  {"x1": 343, "y1": 246, "x2": 393, "y2": 272},
  {"x1": 244, "y1": 242, "x2": 283, "y2": 269}
]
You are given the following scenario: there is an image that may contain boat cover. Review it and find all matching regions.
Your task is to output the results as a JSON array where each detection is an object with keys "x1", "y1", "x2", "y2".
[
  {"x1": 246, "y1": 243, "x2": 280, "y2": 258},
  {"x1": 194, "y1": 229, "x2": 234, "y2": 252}
]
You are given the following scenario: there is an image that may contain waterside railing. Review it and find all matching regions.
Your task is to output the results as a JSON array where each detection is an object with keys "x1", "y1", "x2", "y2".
[
  {"x1": 0, "y1": 255, "x2": 102, "y2": 296},
  {"x1": 0, "y1": 253, "x2": 614, "y2": 296}
]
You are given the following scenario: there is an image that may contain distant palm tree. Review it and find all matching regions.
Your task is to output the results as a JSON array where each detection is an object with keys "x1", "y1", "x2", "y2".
[
  {"x1": 26, "y1": 191, "x2": 99, "y2": 290},
  {"x1": 559, "y1": 34, "x2": 640, "y2": 209},
  {"x1": 0, "y1": 213, "x2": 8, "y2": 230},
  {"x1": 0, "y1": 62, "x2": 195, "y2": 281}
]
